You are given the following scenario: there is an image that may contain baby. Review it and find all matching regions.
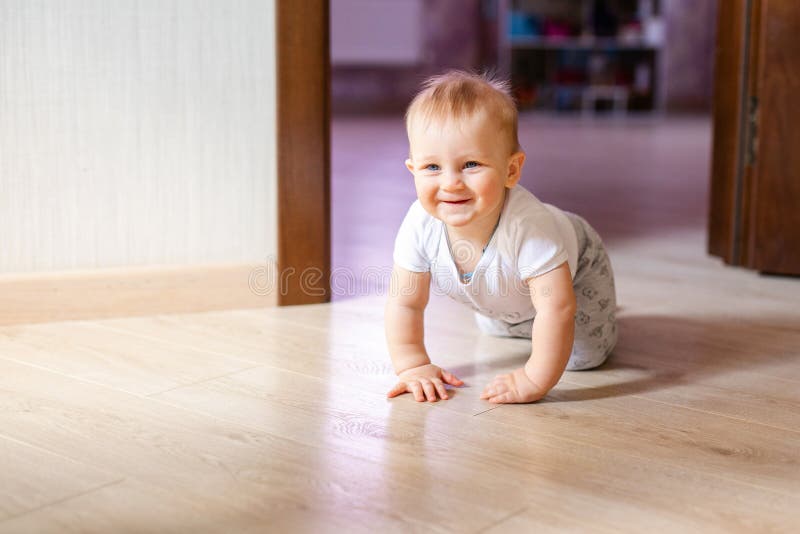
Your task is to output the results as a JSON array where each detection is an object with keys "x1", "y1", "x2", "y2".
[{"x1": 385, "y1": 70, "x2": 618, "y2": 404}]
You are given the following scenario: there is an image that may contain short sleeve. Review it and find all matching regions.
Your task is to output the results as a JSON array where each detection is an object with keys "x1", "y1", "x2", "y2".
[
  {"x1": 516, "y1": 213, "x2": 569, "y2": 280},
  {"x1": 393, "y1": 201, "x2": 432, "y2": 272}
]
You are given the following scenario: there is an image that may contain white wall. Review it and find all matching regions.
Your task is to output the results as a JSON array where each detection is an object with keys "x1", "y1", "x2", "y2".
[{"x1": 0, "y1": 0, "x2": 277, "y2": 273}]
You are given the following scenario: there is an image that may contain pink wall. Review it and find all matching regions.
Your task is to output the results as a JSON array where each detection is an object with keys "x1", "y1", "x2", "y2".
[
  {"x1": 331, "y1": 0, "x2": 484, "y2": 114},
  {"x1": 663, "y1": 0, "x2": 718, "y2": 111}
]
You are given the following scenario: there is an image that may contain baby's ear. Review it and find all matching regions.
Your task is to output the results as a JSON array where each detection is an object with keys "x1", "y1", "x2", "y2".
[
  {"x1": 405, "y1": 158, "x2": 415, "y2": 174},
  {"x1": 505, "y1": 151, "x2": 526, "y2": 187}
]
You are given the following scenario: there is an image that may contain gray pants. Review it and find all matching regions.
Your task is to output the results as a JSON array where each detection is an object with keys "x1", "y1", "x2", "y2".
[{"x1": 475, "y1": 212, "x2": 618, "y2": 370}]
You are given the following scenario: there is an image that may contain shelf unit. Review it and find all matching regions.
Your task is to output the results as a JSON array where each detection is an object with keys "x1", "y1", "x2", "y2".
[{"x1": 497, "y1": 0, "x2": 666, "y2": 113}]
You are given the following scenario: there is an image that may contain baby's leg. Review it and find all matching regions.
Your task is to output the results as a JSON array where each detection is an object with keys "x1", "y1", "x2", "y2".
[
  {"x1": 473, "y1": 213, "x2": 618, "y2": 369},
  {"x1": 565, "y1": 214, "x2": 618, "y2": 371},
  {"x1": 474, "y1": 311, "x2": 533, "y2": 338}
]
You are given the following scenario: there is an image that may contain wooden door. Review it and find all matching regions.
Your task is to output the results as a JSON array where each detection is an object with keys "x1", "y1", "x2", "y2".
[{"x1": 709, "y1": 0, "x2": 800, "y2": 276}]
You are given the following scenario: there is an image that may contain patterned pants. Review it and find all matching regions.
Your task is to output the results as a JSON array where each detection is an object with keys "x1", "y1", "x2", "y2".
[{"x1": 474, "y1": 212, "x2": 618, "y2": 370}]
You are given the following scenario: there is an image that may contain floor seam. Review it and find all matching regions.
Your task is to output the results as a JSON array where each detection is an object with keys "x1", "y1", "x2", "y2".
[
  {"x1": 472, "y1": 506, "x2": 527, "y2": 534},
  {"x1": 146, "y1": 364, "x2": 265, "y2": 397},
  {"x1": 0, "y1": 478, "x2": 126, "y2": 525},
  {"x1": 0, "y1": 432, "x2": 121, "y2": 479}
]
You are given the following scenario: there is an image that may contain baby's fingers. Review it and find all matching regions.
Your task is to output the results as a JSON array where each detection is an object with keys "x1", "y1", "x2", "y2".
[
  {"x1": 387, "y1": 382, "x2": 408, "y2": 398},
  {"x1": 488, "y1": 391, "x2": 515, "y2": 403},
  {"x1": 441, "y1": 369, "x2": 465, "y2": 387},
  {"x1": 430, "y1": 378, "x2": 449, "y2": 400},
  {"x1": 480, "y1": 382, "x2": 508, "y2": 400},
  {"x1": 408, "y1": 381, "x2": 427, "y2": 402},
  {"x1": 418, "y1": 378, "x2": 439, "y2": 402}
]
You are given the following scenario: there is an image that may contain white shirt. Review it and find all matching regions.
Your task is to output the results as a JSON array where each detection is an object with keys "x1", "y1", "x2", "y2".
[{"x1": 392, "y1": 185, "x2": 579, "y2": 323}]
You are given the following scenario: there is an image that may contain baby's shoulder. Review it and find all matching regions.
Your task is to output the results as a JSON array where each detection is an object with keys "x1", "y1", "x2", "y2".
[
  {"x1": 504, "y1": 196, "x2": 558, "y2": 231},
  {"x1": 500, "y1": 191, "x2": 566, "y2": 251},
  {"x1": 507, "y1": 185, "x2": 555, "y2": 215}
]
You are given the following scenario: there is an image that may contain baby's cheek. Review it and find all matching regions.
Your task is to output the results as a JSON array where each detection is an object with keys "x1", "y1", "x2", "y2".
[
  {"x1": 417, "y1": 198, "x2": 440, "y2": 220},
  {"x1": 415, "y1": 184, "x2": 436, "y2": 202},
  {"x1": 418, "y1": 192, "x2": 436, "y2": 206}
]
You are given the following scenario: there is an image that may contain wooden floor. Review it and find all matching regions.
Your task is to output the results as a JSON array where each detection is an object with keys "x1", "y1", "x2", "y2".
[{"x1": 3, "y1": 115, "x2": 800, "y2": 532}]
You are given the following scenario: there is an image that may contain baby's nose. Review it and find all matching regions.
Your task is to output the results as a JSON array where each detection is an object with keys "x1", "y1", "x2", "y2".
[{"x1": 440, "y1": 171, "x2": 464, "y2": 189}]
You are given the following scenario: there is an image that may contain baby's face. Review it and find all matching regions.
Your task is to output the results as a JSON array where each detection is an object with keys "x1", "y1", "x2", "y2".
[{"x1": 405, "y1": 112, "x2": 524, "y2": 233}]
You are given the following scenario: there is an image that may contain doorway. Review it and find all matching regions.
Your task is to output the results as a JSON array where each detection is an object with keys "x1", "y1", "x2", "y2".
[{"x1": 328, "y1": 0, "x2": 719, "y2": 302}]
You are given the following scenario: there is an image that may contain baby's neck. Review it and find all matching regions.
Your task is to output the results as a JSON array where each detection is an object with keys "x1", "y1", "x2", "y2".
[
  {"x1": 446, "y1": 223, "x2": 495, "y2": 247},
  {"x1": 445, "y1": 192, "x2": 506, "y2": 246},
  {"x1": 446, "y1": 212, "x2": 502, "y2": 250}
]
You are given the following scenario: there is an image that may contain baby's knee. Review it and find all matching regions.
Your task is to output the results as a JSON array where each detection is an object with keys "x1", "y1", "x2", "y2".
[
  {"x1": 566, "y1": 333, "x2": 617, "y2": 371},
  {"x1": 565, "y1": 352, "x2": 608, "y2": 371},
  {"x1": 566, "y1": 314, "x2": 618, "y2": 371}
]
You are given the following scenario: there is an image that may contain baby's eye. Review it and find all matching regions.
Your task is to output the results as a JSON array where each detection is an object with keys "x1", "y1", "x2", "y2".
[
  {"x1": 464, "y1": 161, "x2": 480, "y2": 169},
  {"x1": 424, "y1": 163, "x2": 440, "y2": 171}
]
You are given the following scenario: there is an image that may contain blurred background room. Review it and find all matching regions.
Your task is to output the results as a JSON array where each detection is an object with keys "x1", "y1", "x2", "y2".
[{"x1": 330, "y1": 0, "x2": 718, "y2": 299}]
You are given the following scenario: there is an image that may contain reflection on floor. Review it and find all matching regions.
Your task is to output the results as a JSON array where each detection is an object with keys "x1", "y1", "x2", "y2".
[{"x1": 1, "y1": 115, "x2": 800, "y2": 532}]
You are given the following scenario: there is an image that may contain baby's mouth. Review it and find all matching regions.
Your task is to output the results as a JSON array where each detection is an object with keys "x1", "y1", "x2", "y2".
[{"x1": 441, "y1": 199, "x2": 470, "y2": 204}]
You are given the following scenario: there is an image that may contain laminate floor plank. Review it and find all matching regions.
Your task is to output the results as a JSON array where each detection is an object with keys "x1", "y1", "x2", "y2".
[
  {"x1": 0, "y1": 434, "x2": 121, "y2": 522},
  {"x1": 479, "y1": 379, "x2": 800, "y2": 496},
  {"x1": 0, "y1": 477, "x2": 414, "y2": 534},
  {"x1": 0, "y1": 322, "x2": 258, "y2": 396},
  {"x1": 558, "y1": 361, "x2": 800, "y2": 433}
]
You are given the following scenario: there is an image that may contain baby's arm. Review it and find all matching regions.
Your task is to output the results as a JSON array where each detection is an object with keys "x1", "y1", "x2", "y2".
[
  {"x1": 481, "y1": 261, "x2": 576, "y2": 403},
  {"x1": 385, "y1": 264, "x2": 464, "y2": 402}
]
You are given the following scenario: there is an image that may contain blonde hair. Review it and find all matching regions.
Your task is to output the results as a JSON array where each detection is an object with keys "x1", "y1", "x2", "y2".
[{"x1": 405, "y1": 70, "x2": 520, "y2": 154}]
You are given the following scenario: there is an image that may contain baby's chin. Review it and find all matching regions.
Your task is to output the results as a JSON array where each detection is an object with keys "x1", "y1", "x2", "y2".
[
  {"x1": 419, "y1": 202, "x2": 478, "y2": 227},
  {"x1": 434, "y1": 211, "x2": 475, "y2": 227}
]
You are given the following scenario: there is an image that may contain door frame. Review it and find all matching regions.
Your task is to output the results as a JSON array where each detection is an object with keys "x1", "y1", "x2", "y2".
[{"x1": 276, "y1": 0, "x2": 331, "y2": 305}]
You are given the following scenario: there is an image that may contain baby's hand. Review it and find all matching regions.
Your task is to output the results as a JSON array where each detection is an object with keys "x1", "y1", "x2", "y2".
[
  {"x1": 480, "y1": 368, "x2": 545, "y2": 404},
  {"x1": 387, "y1": 364, "x2": 465, "y2": 402}
]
